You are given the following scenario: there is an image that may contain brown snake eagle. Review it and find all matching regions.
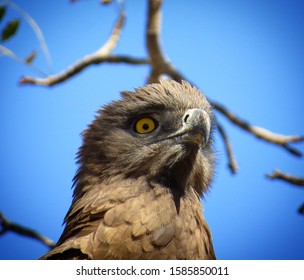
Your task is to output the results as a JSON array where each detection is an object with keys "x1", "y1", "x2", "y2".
[{"x1": 41, "y1": 79, "x2": 216, "y2": 260}]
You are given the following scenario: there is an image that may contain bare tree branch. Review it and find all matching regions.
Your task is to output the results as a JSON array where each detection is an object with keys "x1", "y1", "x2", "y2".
[
  {"x1": 266, "y1": 170, "x2": 304, "y2": 187},
  {"x1": 146, "y1": 0, "x2": 164, "y2": 82},
  {"x1": 212, "y1": 101, "x2": 303, "y2": 157},
  {"x1": 20, "y1": 55, "x2": 149, "y2": 86},
  {"x1": 216, "y1": 120, "x2": 239, "y2": 174},
  {"x1": 19, "y1": 9, "x2": 150, "y2": 86},
  {"x1": 146, "y1": 0, "x2": 184, "y2": 83},
  {"x1": 0, "y1": 212, "x2": 55, "y2": 249}
]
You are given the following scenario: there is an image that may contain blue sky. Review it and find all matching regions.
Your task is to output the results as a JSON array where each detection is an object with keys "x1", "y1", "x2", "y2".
[{"x1": 0, "y1": 0, "x2": 303, "y2": 260}]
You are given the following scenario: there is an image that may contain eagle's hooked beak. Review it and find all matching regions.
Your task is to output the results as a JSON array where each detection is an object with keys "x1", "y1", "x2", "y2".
[{"x1": 169, "y1": 109, "x2": 211, "y2": 147}]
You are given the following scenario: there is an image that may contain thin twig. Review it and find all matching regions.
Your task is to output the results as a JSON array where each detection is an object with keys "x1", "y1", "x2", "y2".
[
  {"x1": 212, "y1": 101, "x2": 303, "y2": 156},
  {"x1": 5, "y1": 0, "x2": 53, "y2": 72},
  {"x1": 216, "y1": 120, "x2": 239, "y2": 173},
  {"x1": 0, "y1": 212, "x2": 55, "y2": 249},
  {"x1": 266, "y1": 169, "x2": 304, "y2": 186}
]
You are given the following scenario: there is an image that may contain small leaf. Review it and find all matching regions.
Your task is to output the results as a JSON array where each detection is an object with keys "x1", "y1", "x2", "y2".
[
  {"x1": 0, "y1": 6, "x2": 6, "y2": 22},
  {"x1": 101, "y1": 0, "x2": 112, "y2": 4},
  {"x1": 1, "y1": 19, "x2": 20, "y2": 42},
  {"x1": 25, "y1": 50, "x2": 37, "y2": 64}
]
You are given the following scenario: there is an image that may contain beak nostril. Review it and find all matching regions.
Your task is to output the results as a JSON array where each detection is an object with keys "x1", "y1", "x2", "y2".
[{"x1": 184, "y1": 114, "x2": 190, "y2": 123}]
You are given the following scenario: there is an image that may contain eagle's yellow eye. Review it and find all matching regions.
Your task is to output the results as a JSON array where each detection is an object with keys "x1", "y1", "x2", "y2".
[{"x1": 135, "y1": 117, "x2": 157, "y2": 134}]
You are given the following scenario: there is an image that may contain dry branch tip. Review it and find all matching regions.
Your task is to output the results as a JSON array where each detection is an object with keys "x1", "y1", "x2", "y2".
[
  {"x1": 266, "y1": 169, "x2": 304, "y2": 187},
  {"x1": 216, "y1": 120, "x2": 239, "y2": 174}
]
